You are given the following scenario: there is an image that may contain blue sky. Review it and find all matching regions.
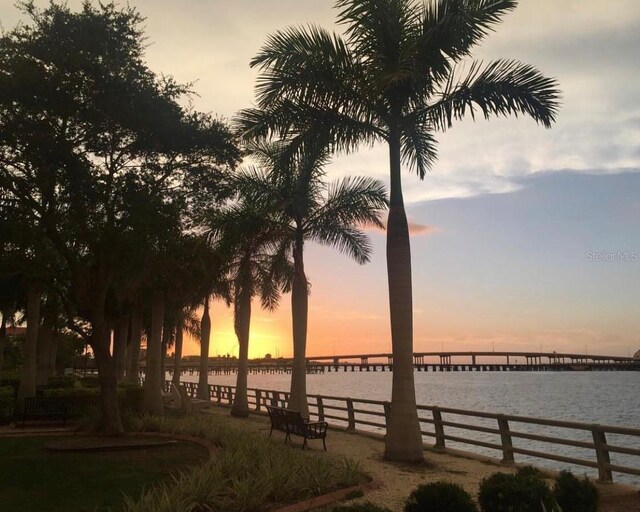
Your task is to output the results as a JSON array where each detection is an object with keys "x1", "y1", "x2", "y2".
[{"x1": 2, "y1": 0, "x2": 638, "y2": 357}]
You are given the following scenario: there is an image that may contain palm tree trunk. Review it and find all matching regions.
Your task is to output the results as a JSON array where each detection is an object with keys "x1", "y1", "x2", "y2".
[
  {"x1": 17, "y1": 284, "x2": 41, "y2": 414},
  {"x1": 384, "y1": 124, "x2": 424, "y2": 462},
  {"x1": 113, "y1": 317, "x2": 128, "y2": 383},
  {"x1": 36, "y1": 318, "x2": 54, "y2": 386},
  {"x1": 143, "y1": 290, "x2": 164, "y2": 414},
  {"x1": 231, "y1": 289, "x2": 251, "y2": 417},
  {"x1": 172, "y1": 312, "x2": 184, "y2": 387},
  {"x1": 160, "y1": 322, "x2": 170, "y2": 388},
  {"x1": 0, "y1": 313, "x2": 6, "y2": 378},
  {"x1": 125, "y1": 301, "x2": 143, "y2": 385},
  {"x1": 91, "y1": 315, "x2": 124, "y2": 435},
  {"x1": 48, "y1": 334, "x2": 58, "y2": 378},
  {"x1": 288, "y1": 233, "x2": 310, "y2": 417},
  {"x1": 197, "y1": 298, "x2": 211, "y2": 401}
]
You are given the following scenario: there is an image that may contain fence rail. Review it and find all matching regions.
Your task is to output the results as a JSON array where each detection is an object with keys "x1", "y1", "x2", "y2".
[{"x1": 174, "y1": 380, "x2": 640, "y2": 484}]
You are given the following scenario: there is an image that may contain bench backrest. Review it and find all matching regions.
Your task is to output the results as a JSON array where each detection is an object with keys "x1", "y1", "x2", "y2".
[
  {"x1": 178, "y1": 386, "x2": 193, "y2": 414},
  {"x1": 266, "y1": 405, "x2": 287, "y2": 430},
  {"x1": 266, "y1": 405, "x2": 307, "y2": 435},
  {"x1": 282, "y1": 409, "x2": 306, "y2": 435},
  {"x1": 24, "y1": 396, "x2": 68, "y2": 414}
]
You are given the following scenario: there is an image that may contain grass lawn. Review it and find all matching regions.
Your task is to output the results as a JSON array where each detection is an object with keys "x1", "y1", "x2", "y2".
[{"x1": 0, "y1": 436, "x2": 209, "y2": 512}]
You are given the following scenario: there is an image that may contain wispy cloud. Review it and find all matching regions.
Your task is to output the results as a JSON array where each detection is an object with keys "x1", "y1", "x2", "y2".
[{"x1": 363, "y1": 220, "x2": 442, "y2": 236}]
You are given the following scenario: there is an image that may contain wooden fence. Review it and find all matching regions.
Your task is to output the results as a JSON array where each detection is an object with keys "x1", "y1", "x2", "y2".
[{"x1": 175, "y1": 380, "x2": 640, "y2": 484}]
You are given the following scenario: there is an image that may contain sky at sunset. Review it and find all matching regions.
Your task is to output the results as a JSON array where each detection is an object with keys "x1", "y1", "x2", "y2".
[{"x1": 2, "y1": 0, "x2": 638, "y2": 358}]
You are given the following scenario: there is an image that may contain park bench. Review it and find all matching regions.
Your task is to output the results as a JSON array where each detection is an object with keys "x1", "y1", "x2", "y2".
[
  {"x1": 265, "y1": 405, "x2": 328, "y2": 451},
  {"x1": 162, "y1": 383, "x2": 182, "y2": 410},
  {"x1": 20, "y1": 396, "x2": 69, "y2": 427},
  {"x1": 178, "y1": 385, "x2": 211, "y2": 415}
]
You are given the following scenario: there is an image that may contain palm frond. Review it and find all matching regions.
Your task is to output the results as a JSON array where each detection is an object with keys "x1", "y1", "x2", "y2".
[
  {"x1": 310, "y1": 175, "x2": 388, "y2": 230},
  {"x1": 417, "y1": 0, "x2": 517, "y2": 80},
  {"x1": 251, "y1": 25, "x2": 359, "y2": 112},
  {"x1": 429, "y1": 59, "x2": 561, "y2": 130},
  {"x1": 336, "y1": 0, "x2": 421, "y2": 67},
  {"x1": 181, "y1": 307, "x2": 202, "y2": 340},
  {"x1": 306, "y1": 175, "x2": 387, "y2": 263},
  {"x1": 400, "y1": 116, "x2": 439, "y2": 178},
  {"x1": 309, "y1": 222, "x2": 374, "y2": 265}
]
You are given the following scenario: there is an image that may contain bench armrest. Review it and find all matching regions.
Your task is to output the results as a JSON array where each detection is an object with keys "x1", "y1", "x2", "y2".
[{"x1": 305, "y1": 421, "x2": 328, "y2": 436}]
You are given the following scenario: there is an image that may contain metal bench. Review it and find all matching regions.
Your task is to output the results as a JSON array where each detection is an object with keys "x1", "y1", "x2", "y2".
[
  {"x1": 21, "y1": 396, "x2": 69, "y2": 427},
  {"x1": 178, "y1": 385, "x2": 211, "y2": 415},
  {"x1": 265, "y1": 405, "x2": 328, "y2": 451}
]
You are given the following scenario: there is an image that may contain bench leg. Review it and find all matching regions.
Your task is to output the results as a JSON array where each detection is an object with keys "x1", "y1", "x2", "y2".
[
  {"x1": 322, "y1": 437, "x2": 326, "y2": 451},
  {"x1": 285, "y1": 431, "x2": 290, "y2": 444},
  {"x1": 302, "y1": 437, "x2": 307, "y2": 450}
]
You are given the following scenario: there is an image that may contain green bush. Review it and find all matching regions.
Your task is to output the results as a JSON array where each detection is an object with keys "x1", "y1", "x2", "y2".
[
  {"x1": 118, "y1": 384, "x2": 143, "y2": 413},
  {"x1": 46, "y1": 375, "x2": 80, "y2": 388},
  {"x1": 43, "y1": 387, "x2": 100, "y2": 397},
  {"x1": 404, "y1": 481, "x2": 477, "y2": 512},
  {"x1": 0, "y1": 376, "x2": 20, "y2": 394},
  {"x1": 553, "y1": 471, "x2": 598, "y2": 512},
  {"x1": 80, "y1": 375, "x2": 101, "y2": 388},
  {"x1": 0, "y1": 386, "x2": 15, "y2": 423},
  {"x1": 478, "y1": 467, "x2": 554, "y2": 512},
  {"x1": 328, "y1": 503, "x2": 392, "y2": 512}
]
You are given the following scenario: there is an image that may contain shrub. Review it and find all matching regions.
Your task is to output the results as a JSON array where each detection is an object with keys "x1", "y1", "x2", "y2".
[
  {"x1": 0, "y1": 386, "x2": 15, "y2": 423},
  {"x1": 118, "y1": 384, "x2": 144, "y2": 413},
  {"x1": 46, "y1": 375, "x2": 80, "y2": 389},
  {"x1": 553, "y1": 471, "x2": 598, "y2": 512},
  {"x1": 478, "y1": 467, "x2": 554, "y2": 512},
  {"x1": 404, "y1": 481, "x2": 477, "y2": 512}
]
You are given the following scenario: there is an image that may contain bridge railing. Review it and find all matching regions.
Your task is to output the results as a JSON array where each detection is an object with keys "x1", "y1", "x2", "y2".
[{"x1": 173, "y1": 380, "x2": 640, "y2": 484}]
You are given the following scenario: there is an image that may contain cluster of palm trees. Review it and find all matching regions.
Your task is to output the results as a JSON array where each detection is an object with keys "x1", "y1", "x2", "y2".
[{"x1": 1, "y1": 0, "x2": 559, "y2": 460}]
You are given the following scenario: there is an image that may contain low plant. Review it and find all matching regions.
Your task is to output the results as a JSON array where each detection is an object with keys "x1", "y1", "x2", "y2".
[
  {"x1": 0, "y1": 386, "x2": 15, "y2": 423},
  {"x1": 553, "y1": 471, "x2": 598, "y2": 512},
  {"x1": 122, "y1": 415, "x2": 364, "y2": 512},
  {"x1": 45, "y1": 375, "x2": 80, "y2": 389},
  {"x1": 404, "y1": 481, "x2": 477, "y2": 512},
  {"x1": 478, "y1": 467, "x2": 554, "y2": 512}
]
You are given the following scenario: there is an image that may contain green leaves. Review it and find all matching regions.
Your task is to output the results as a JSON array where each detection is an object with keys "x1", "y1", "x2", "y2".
[
  {"x1": 429, "y1": 59, "x2": 561, "y2": 130},
  {"x1": 243, "y1": 0, "x2": 560, "y2": 182}
]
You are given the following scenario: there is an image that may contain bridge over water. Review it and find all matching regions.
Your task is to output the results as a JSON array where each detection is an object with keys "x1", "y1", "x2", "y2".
[{"x1": 164, "y1": 350, "x2": 640, "y2": 375}]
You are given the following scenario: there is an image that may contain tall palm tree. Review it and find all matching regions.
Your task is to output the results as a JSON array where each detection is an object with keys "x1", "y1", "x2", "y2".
[
  {"x1": 238, "y1": 0, "x2": 560, "y2": 461},
  {"x1": 236, "y1": 142, "x2": 387, "y2": 417},
  {"x1": 207, "y1": 200, "x2": 285, "y2": 417}
]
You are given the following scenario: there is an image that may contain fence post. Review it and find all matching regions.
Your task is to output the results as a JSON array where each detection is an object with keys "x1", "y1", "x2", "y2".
[
  {"x1": 316, "y1": 396, "x2": 325, "y2": 422},
  {"x1": 255, "y1": 389, "x2": 262, "y2": 412},
  {"x1": 215, "y1": 385, "x2": 222, "y2": 404},
  {"x1": 497, "y1": 415, "x2": 514, "y2": 463},
  {"x1": 432, "y1": 407, "x2": 445, "y2": 449},
  {"x1": 383, "y1": 402, "x2": 391, "y2": 428},
  {"x1": 591, "y1": 425, "x2": 613, "y2": 483},
  {"x1": 346, "y1": 398, "x2": 356, "y2": 430},
  {"x1": 227, "y1": 386, "x2": 234, "y2": 406},
  {"x1": 273, "y1": 391, "x2": 280, "y2": 407},
  {"x1": 208, "y1": 384, "x2": 214, "y2": 401}
]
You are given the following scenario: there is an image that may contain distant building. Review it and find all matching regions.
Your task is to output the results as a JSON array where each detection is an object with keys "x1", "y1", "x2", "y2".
[
  {"x1": 5, "y1": 326, "x2": 26, "y2": 337},
  {"x1": 634, "y1": 349, "x2": 640, "y2": 359}
]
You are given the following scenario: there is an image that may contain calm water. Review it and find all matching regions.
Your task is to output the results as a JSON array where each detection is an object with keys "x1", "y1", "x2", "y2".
[{"x1": 181, "y1": 371, "x2": 640, "y2": 485}]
